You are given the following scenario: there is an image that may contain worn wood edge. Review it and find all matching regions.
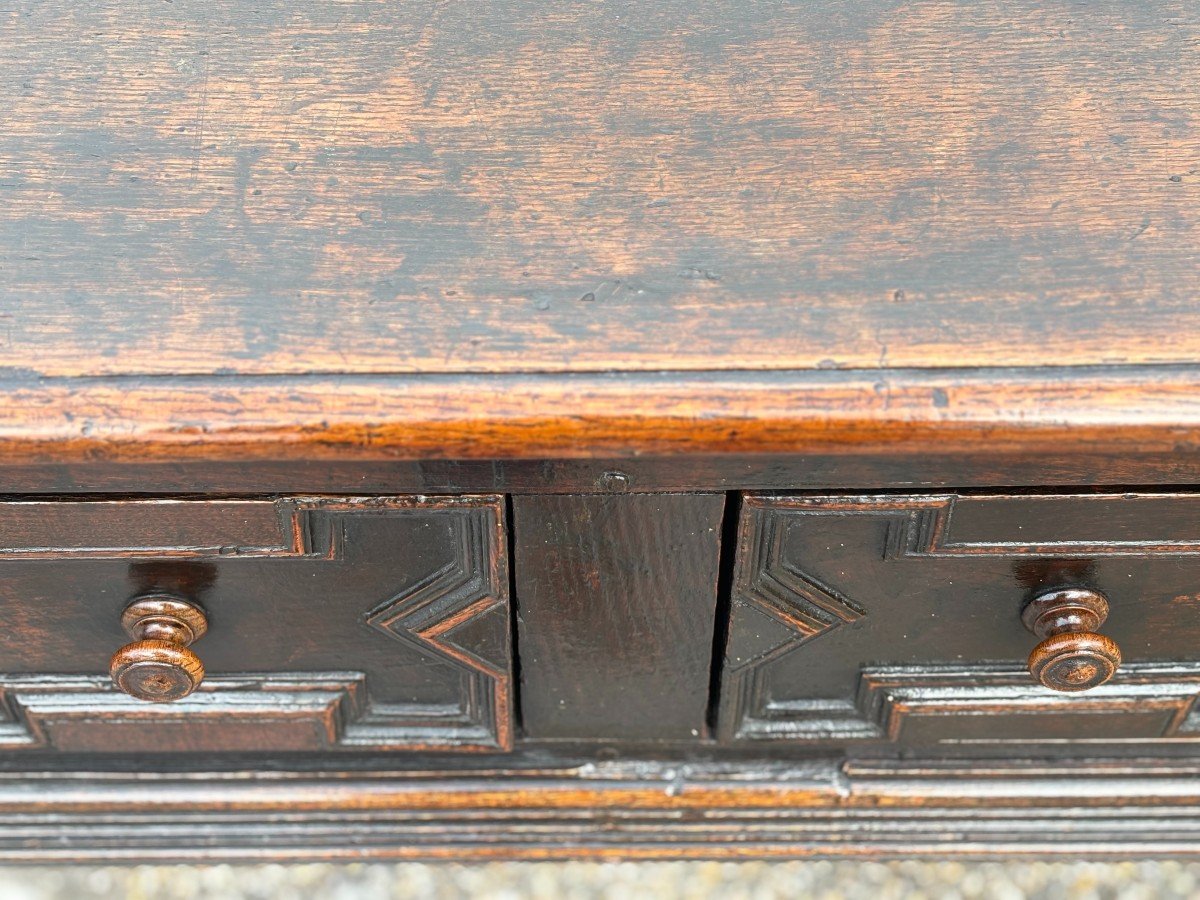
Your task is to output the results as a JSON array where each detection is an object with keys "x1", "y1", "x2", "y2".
[
  {"x1": 2, "y1": 366, "x2": 1200, "y2": 466},
  {"x1": 0, "y1": 759, "x2": 1198, "y2": 860}
]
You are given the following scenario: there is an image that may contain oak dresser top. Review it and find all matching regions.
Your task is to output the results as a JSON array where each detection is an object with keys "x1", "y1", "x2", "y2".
[{"x1": 1, "y1": 1, "x2": 1197, "y2": 478}]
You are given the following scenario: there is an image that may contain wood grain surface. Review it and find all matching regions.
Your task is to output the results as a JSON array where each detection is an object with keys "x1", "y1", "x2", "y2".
[
  {"x1": 719, "y1": 492, "x2": 1200, "y2": 749},
  {"x1": 1, "y1": 1, "x2": 1197, "y2": 378},
  {"x1": 4, "y1": 366, "x2": 1200, "y2": 471},
  {"x1": 5, "y1": 2, "x2": 1200, "y2": 862},
  {"x1": 0, "y1": 496, "x2": 514, "y2": 752},
  {"x1": 0, "y1": 758, "x2": 1199, "y2": 860},
  {"x1": 513, "y1": 493, "x2": 724, "y2": 741}
]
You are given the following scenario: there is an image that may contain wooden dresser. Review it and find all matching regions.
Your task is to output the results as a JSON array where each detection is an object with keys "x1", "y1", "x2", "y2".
[{"x1": 1, "y1": 0, "x2": 1198, "y2": 861}]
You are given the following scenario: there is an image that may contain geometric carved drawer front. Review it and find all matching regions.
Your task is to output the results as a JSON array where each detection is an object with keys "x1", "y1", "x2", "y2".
[
  {"x1": 0, "y1": 496, "x2": 512, "y2": 752},
  {"x1": 718, "y1": 493, "x2": 1200, "y2": 753}
]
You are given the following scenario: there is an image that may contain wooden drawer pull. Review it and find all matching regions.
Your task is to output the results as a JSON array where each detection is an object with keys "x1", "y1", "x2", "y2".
[
  {"x1": 109, "y1": 596, "x2": 208, "y2": 702},
  {"x1": 1022, "y1": 588, "x2": 1121, "y2": 693}
]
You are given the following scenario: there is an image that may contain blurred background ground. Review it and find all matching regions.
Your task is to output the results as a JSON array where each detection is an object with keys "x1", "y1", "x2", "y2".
[{"x1": 0, "y1": 861, "x2": 1195, "y2": 900}]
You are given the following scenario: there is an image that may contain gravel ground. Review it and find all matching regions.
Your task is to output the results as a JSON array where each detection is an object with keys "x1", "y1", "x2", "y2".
[{"x1": 0, "y1": 862, "x2": 1196, "y2": 900}]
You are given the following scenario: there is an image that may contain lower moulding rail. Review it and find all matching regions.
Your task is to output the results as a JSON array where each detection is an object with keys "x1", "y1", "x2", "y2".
[{"x1": 0, "y1": 758, "x2": 1197, "y2": 859}]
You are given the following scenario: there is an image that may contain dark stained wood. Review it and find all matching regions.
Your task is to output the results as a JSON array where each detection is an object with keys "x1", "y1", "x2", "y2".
[
  {"x1": 0, "y1": 496, "x2": 513, "y2": 752},
  {"x1": 3, "y1": 0, "x2": 1200, "y2": 863},
  {"x1": 718, "y1": 492, "x2": 1200, "y2": 751},
  {"x1": 9, "y1": 447, "x2": 1200, "y2": 496},
  {"x1": 858, "y1": 665, "x2": 1200, "y2": 745},
  {"x1": 0, "y1": 674, "x2": 366, "y2": 753},
  {"x1": 1, "y1": 2, "x2": 1197, "y2": 380},
  {"x1": 0, "y1": 500, "x2": 290, "y2": 552},
  {"x1": 513, "y1": 494, "x2": 724, "y2": 741}
]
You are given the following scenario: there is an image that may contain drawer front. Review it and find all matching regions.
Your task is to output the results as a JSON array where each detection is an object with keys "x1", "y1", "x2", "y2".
[
  {"x1": 0, "y1": 496, "x2": 511, "y2": 753},
  {"x1": 718, "y1": 493, "x2": 1200, "y2": 753}
]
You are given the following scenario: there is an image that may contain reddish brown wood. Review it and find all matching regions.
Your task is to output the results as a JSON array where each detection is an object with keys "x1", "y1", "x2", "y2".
[
  {"x1": 1, "y1": 0, "x2": 1199, "y2": 863},
  {"x1": 1, "y1": 1, "x2": 1199, "y2": 488},
  {"x1": 1, "y1": 2, "x2": 1197, "y2": 380},
  {"x1": 1023, "y1": 588, "x2": 1121, "y2": 693},
  {"x1": 0, "y1": 759, "x2": 1196, "y2": 861},
  {"x1": 1026, "y1": 632, "x2": 1121, "y2": 693},
  {"x1": 3, "y1": 368, "x2": 1200, "y2": 481},
  {"x1": 109, "y1": 596, "x2": 209, "y2": 702}
]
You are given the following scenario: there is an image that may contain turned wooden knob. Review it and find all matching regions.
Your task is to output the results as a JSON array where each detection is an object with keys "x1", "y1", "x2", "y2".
[
  {"x1": 110, "y1": 595, "x2": 208, "y2": 702},
  {"x1": 1021, "y1": 588, "x2": 1120, "y2": 692}
]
